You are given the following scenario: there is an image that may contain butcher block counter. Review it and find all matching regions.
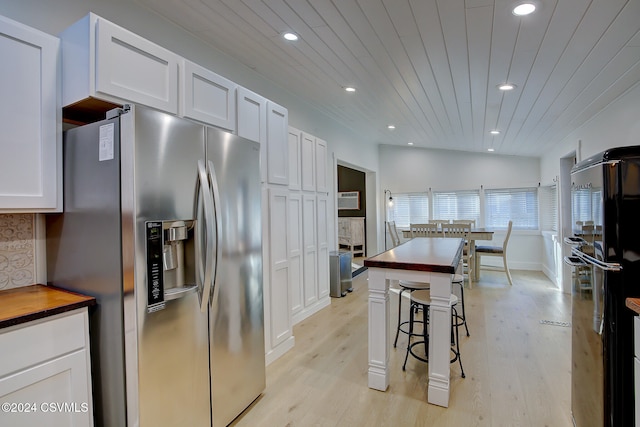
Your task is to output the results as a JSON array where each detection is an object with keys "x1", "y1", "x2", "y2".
[
  {"x1": 0, "y1": 285, "x2": 95, "y2": 427},
  {"x1": 0, "y1": 284, "x2": 95, "y2": 328}
]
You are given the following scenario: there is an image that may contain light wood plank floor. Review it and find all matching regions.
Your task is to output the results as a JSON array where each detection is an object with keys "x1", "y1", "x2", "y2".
[{"x1": 232, "y1": 270, "x2": 573, "y2": 426}]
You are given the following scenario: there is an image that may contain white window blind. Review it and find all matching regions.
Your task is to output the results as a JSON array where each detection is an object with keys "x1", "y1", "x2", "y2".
[
  {"x1": 485, "y1": 187, "x2": 539, "y2": 230},
  {"x1": 539, "y1": 185, "x2": 558, "y2": 232},
  {"x1": 432, "y1": 190, "x2": 480, "y2": 224},
  {"x1": 389, "y1": 193, "x2": 429, "y2": 227},
  {"x1": 571, "y1": 188, "x2": 603, "y2": 226}
]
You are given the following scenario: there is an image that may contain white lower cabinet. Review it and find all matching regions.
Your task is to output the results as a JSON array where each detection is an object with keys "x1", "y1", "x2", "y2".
[{"x1": 0, "y1": 309, "x2": 93, "y2": 427}]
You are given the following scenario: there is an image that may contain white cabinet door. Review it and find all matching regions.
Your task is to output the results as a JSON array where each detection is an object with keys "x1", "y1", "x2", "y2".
[
  {"x1": 266, "y1": 101, "x2": 289, "y2": 185},
  {"x1": 315, "y1": 137, "x2": 328, "y2": 194},
  {"x1": 301, "y1": 133, "x2": 316, "y2": 192},
  {"x1": 237, "y1": 87, "x2": 267, "y2": 181},
  {"x1": 288, "y1": 193, "x2": 303, "y2": 316},
  {"x1": 0, "y1": 15, "x2": 61, "y2": 212},
  {"x1": 288, "y1": 127, "x2": 302, "y2": 190},
  {"x1": 316, "y1": 195, "x2": 330, "y2": 299},
  {"x1": 267, "y1": 189, "x2": 292, "y2": 349},
  {"x1": 182, "y1": 59, "x2": 236, "y2": 131},
  {"x1": 302, "y1": 195, "x2": 318, "y2": 306},
  {"x1": 0, "y1": 310, "x2": 93, "y2": 427},
  {"x1": 61, "y1": 13, "x2": 179, "y2": 114}
]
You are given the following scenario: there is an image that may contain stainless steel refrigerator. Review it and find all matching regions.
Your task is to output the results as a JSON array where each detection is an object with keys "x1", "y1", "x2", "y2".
[
  {"x1": 46, "y1": 105, "x2": 265, "y2": 426},
  {"x1": 565, "y1": 146, "x2": 640, "y2": 426}
]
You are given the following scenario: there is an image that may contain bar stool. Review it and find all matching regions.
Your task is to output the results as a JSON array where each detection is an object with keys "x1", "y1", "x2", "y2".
[
  {"x1": 452, "y1": 274, "x2": 470, "y2": 337},
  {"x1": 393, "y1": 280, "x2": 430, "y2": 348},
  {"x1": 402, "y1": 289, "x2": 466, "y2": 379}
]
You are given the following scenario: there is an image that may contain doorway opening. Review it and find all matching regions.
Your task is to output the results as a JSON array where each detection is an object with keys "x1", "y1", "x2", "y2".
[{"x1": 335, "y1": 161, "x2": 377, "y2": 277}]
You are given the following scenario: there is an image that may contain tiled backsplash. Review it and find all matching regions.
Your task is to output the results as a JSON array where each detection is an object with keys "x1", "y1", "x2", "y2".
[{"x1": 0, "y1": 214, "x2": 36, "y2": 290}]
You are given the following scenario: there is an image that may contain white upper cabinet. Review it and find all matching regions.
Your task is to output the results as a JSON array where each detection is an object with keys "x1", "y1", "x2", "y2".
[
  {"x1": 315, "y1": 137, "x2": 328, "y2": 194},
  {"x1": 288, "y1": 127, "x2": 302, "y2": 190},
  {"x1": 237, "y1": 87, "x2": 267, "y2": 181},
  {"x1": 0, "y1": 15, "x2": 61, "y2": 212},
  {"x1": 182, "y1": 59, "x2": 236, "y2": 131},
  {"x1": 301, "y1": 132, "x2": 316, "y2": 192},
  {"x1": 266, "y1": 101, "x2": 289, "y2": 186},
  {"x1": 60, "y1": 13, "x2": 180, "y2": 114}
]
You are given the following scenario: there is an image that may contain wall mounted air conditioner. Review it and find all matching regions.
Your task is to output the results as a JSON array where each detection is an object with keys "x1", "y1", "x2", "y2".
[{"x1": 337, "y1": 191, "x2": 360, "y2": 210}]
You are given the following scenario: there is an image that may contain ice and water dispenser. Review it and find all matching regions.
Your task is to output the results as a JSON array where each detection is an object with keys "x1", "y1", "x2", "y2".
[{"x1": 145, "y1": 220, "x2": 197, "y2": 312}]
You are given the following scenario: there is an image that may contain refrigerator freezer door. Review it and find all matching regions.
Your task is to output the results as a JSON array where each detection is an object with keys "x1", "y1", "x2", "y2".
[
  {"x1": 125, "y1": 107, "x2": 211, "y2": 426},
  {"x1": 206, "y1": 127, "x2": 265, "y2": 427}
]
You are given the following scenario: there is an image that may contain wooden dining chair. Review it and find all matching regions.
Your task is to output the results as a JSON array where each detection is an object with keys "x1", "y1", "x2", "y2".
[
  {"x1": 452, "y1": 219, "x2": 476, "y2": 228},
  {"x1": 475, "y1": 220, "x2": 513, "y2": 286},
  {"x1": 410, "y1": 223, "x2": 443, "y2": 237},
  {"x1": 442, "y1": 223, "x2": 472, "y2": 272},
  {"x1": 387, "y1": 221, "x2": 401, "y2": 247}
]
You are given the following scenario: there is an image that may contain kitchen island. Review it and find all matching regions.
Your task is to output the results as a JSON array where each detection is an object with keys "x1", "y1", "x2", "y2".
[{"x1": 364, "y1": 237, "x2": 463, "y2": 407}]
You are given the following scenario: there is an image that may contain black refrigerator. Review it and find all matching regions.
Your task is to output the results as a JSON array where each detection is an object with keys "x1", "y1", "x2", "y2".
[{"x1": 565, "y1": 146, "x2": 640, "y2": 426}]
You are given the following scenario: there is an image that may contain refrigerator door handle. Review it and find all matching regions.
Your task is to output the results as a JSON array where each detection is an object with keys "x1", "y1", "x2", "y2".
[
  {"x1": 196, "y1": 160, "x2": 216, "y2": 312},
  {"x1": 206, "y1": 160, "x2": 223, "y2": 306},
  {"x1": 571, "y1": 247, "x2": 622, "y2": 272}
]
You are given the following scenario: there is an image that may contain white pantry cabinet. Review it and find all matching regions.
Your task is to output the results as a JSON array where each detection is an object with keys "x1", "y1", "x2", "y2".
[
  {"x1": 301, "y1": 132, "x2": 316, "y2": 192},
  {"x1": 0, "y1": 309, "x2": 93, "y2": 427},
  {"x1": 315, "y1": 138, "x2": 328, "y2": 194},
  {"x1": 263, "y1": 188, "x2": 295, "y2": 365},
  {"x1": 316, "y1": 195, "x2": 330, "y2": 300},
  {"x1": 288, "y1": 193, "x2": 304, "y2": 318},
  {"x1": 287, "y1": 127, "x2": 331, "y2": 324},
  {"x1": 266, "y1": 101, "x2": 289, "y2": 186},
  {"x1": 237, "y1": 87, "x2": 267, "y2": 182},
  {"x1": 288, "y1": 127, "x2": 302, "y2": 190},
  {"x1": 181, "y1": 59, "x2": 236, "y2": 131},
  {"x1": 60, "y1": 13, "x2": 180, "y2": 114},
  {"x1": 0, "y1": 15, "x2": 61, "y2": 212}
]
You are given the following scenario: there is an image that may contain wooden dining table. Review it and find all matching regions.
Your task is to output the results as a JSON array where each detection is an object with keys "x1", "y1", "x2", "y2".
[
  {"x1": 401, "y1": 228, "x2": 494, "y2": 282},
  {"x1": 363, "y1": 237, "x2": 464, "y2": 407}
]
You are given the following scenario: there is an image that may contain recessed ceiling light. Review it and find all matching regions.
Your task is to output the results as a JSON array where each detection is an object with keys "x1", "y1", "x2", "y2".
[
  {"x1": 283, "y1": 32, "x2": 299, "y2": 41},
  {"x1": 513, "y1": 3, "x2": 536, "y2": 16},
  {"x1": 407, "y1": 142, "x2": 414, "y2": 146},
  {"x1": 497, "y1": 83, "x2": 516, "y2": 91},
  {"x1": 488, "y1": 148, "x2": 495, "y2": 152},
  {"x1": 490, "y1": 130, "x2": 501, "y2": 135},
  {"x1": 344, "y1": 86, "x2": 356, "y2": 93},
  {"x1": 388, "y1": 125, "x2": 396, "y2": 130}
]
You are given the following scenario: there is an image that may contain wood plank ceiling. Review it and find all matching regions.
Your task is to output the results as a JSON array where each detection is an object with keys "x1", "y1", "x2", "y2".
[{"x1": 137, "y1": 0, "x2": 640, "y2": 157}]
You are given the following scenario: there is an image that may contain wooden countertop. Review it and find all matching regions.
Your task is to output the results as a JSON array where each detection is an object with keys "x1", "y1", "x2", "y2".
[
  {"x1": 364, "y1": 237, "x2": 463, "y2": 274},
  {"x1": 0, "y1": 284, "x2": 95, "y2": 329},
  {"x1": 626, "y1": 298, "x2": 640, "y2": 315}
]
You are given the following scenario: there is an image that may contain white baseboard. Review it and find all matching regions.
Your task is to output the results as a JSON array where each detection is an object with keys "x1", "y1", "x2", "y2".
[
  {"x1": 265, "y1": 335, "x2": 295, "y2": 366},
  {"x1": 292, "y1": 296, "x2": 331, "y2": 325},
  {"x1": 542, "y1": 264, "x2": 559, "y2": 286}
]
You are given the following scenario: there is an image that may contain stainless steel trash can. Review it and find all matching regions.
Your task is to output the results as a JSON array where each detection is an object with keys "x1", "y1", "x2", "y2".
[{"x1": 330, "y1": 250, "x2": 353, "y2": 297}]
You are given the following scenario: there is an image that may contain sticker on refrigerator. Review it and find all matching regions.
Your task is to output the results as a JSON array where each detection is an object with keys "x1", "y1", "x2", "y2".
[
  {"x1": 99, "y1": 123, "x2": 115, "y2": 161},
  {"x1": 146, "y1": 221, "x2": 165, "y2": 312}
]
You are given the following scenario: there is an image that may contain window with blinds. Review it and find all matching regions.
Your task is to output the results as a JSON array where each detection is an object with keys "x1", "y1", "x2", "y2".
[
  {"x1": 539, "y1": 185, "x2": 558, "y2": 232},
  {"x1": 389, "y1": 192, "x2": 429, "y2": 227},
  {"x1": 432, "y1": 190, "x2": 480, "y2": 224},
  {"x1": 485, "y1": 187, "x2": 539, "y2": 230}
]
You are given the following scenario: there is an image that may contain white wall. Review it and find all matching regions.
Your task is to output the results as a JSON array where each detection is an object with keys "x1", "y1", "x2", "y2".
[
  {"x1": 0, "y1": 0, "x2": 382, "y2": 253},
  {"x1": 539, "y1": 82, "x2": 640, "y2": 292},
  {"x1": 379, "y1": 144, "x2": 543, "y2": 272}
]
